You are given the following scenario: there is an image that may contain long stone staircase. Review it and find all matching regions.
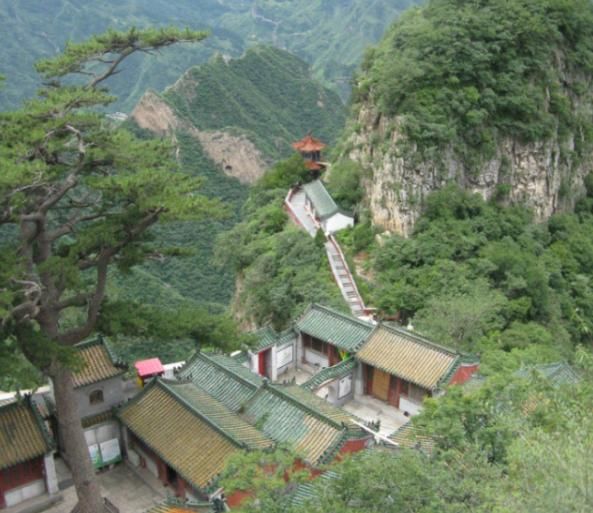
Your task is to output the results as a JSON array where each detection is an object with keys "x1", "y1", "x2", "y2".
[{"x1": 285, "y1": 189, "x2": 368, "y2": 319}]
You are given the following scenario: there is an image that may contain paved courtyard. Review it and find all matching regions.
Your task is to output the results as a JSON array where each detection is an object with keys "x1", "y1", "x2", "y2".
[
  {"x1": 343, "y1": 395, "x2": 410, "y2": 436},
  {"x1": 275, "y1": 365, "x2": 315, "y2": 385},
  {"x1": 45, "y1": 464, "x2": 166, "y2": 513}
]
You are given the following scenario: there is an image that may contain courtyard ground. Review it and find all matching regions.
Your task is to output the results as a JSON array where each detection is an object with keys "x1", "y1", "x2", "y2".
[{"x1": 45, "y1": 463, "x2": 166, "y2": 513}]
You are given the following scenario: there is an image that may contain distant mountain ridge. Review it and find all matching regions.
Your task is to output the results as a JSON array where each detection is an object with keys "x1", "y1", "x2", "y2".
[
  {"x1": 0, "y1": 0, "x2": 418, "y2": 111},
  {"x1": 120, "y1": 46, "x2": 346, "y2": 309},
  {"x1": 132, "y1": 46, "x2": 346, "y2": 171}
]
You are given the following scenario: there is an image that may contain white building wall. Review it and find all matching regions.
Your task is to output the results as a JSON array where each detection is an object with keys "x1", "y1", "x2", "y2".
[
  {"x1": 275, "y1": 342, "x2": 295, "y2": 378},
  {"x1": 268, "y1": 347, "x2": 277, "y2": 381},
  {"x1": 399, "y1": 397, "x2": 423, "y2": 416},
  {"x1": 76, "y1": 377, "x2": 125, "y2": 419},
  {"x1": 353, "y1": 362, "x2": 364, "y2": 398},
  {"x1": 304, "y1": 349, "x2": 329, "y2": 369},
  {"x1": 249, "y1": 352, "x2": 259, "y2": 375},
  {"x1": 323, "y1": 213, "x2": 354, "y2": 234},
  {"x1": 4, "y1": 480, "x2": 46, "y2": 507},
  {"x1": 43, "y1": 454, "x2": 59, "y2": 495},
  {"x1": 84, "y1": 420, "x2": 119, "y2": 446}
]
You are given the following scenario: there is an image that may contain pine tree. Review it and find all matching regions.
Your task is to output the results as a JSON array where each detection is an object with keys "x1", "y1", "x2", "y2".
[{"x1": 0, "y1": 27, "x2": 212, "y2": 513}]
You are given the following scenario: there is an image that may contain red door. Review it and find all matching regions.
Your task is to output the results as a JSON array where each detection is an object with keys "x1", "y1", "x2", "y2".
[{"x1": 258, "y1": 350, "x2": 269, "y2": 377}]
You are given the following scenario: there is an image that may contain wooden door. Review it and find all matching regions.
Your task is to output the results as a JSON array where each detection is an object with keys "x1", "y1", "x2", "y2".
[
  {"x1": 258, "y1": 351, "x2": 266, "y2": 376},
  {"x1": 372, "y1": 368, "x2": 390, "y2": 402}
]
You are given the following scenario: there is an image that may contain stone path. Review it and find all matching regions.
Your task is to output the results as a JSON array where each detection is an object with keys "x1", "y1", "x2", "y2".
[
  {"x1": 325, "y1": 237, "x2": 365, "y2": 317},
  {"x1": 285, "y1": 189, "x2": 318, "y2": 236},
  {"x1": 285, "y1": 189, "x2": 367, "y2": 318}
]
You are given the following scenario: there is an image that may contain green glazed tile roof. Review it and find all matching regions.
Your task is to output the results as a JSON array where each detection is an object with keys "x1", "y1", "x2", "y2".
[
  {"x1": 296, "y1": 304, "x2": 374, "y2": 353},
  {"x1": 515, "y1": 361, "x2": 581, "y2": 386},
  {"x1": 302, "y1": 358, "x2": 357, "y2": 391},
  {"x1": 291, "y1": 471, "x2": 339, "y2": 506},
  {"x1": 282, "y1": 384, "x2": 363, "y2": 435},
  {"x1": 176, "y1": 351, "x2": 363, "y2": 465},
  {"x1": 241, "y1": 385, "x2": 345, "y2": 465},
  {"x1": 166, "y1": 381, "x2": 274, "y2": 450},
  {"x1": 178, "y1": 352, "x2": 261, "y2": 411},
  {"x1": 207, "y1": 352, "x2": 263, "y2": 386},
  {"x1": 253, "y1": 327, "x2": 277, "y2": 351},
  {"x1": 230, "y1": 351, "x2": 249, "y2": 364},
  {"x1": 302, "y1": 180, "x2": 338, "y2": 219},
  {"x1": 252, "y1": 327, "x2": 297, "y2": 352}
]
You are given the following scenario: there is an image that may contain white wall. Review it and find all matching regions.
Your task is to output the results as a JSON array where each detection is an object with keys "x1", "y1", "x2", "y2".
[
  {"x1": 4, "y1": 480, "x2": 46, "y2": 507},
  {"x1": 275, "y1": 343, "x2": 295, "y2": 377},
  {"x1": 84, "y1": 420, "x2": 119, "y2": 446},
  {"x1": 323, "y1": 213, "x2": 354, "y2": 234},
  {"x1": 249, "y1": 352, "x2": 259, "y2": 375},
  {"x1": 44, "y1": 454, "x2": 59, "y2": 495},
  {"x1": 76, "y1": 377, "x2": 125, "y2": 419},
  {"x1": 304, "y1": 349, "x2": 329, "y2": 368},
  {"x1": 399, "y1": 397, "x2": 423, "y2": 416},
  {"x1": 353, "y1": 363, "x2": 364, "y2": 398},
  {"x1": 163, "y1": 361, "x2": 185, "y2": 379}
]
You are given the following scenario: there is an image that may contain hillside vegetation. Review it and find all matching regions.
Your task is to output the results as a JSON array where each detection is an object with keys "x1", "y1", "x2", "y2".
[
  {"x1": 0, "y1": 0, "x2": 417, "y2": 111},
  {"x1": 119, "y1": 47, "x2": 346, "y2": 314},
  {"x1": 317, "y1": 0, "x2": 593, "y2": 378},
  {"x1": 216, "y1": 156, "x2": 346, "y2": 329},
  {"x1": 163, "y1": 46, "x2": 346, "y2": 160},
  {"x1": 354, "y1": 0, "x2": 593, "y2": 164}
]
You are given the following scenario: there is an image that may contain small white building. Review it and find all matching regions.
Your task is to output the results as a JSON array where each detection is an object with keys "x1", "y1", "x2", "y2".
[{"x1": 302, "y1": 180, "x2": 354, "y2": 235}]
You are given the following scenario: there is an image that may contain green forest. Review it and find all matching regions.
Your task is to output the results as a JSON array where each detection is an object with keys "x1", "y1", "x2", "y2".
[
  {"x1": 163, "y1": 46, "x2": 346, "y2": 160},
  {"x1": 354, "y1": 0, "x2": 593, "y2": 167},
  {"x1": 216, "y1": 155, "x2": 346, "y2": 329},
  {"x1": 0, "y1": 0, "x2": 416, "y2": 111},
  {"x1": 111, "y1": 46, "x2": 347, "y2": 335},
  {"x1": 3, "y1": 0, "x2": 593, "y2": 509}
]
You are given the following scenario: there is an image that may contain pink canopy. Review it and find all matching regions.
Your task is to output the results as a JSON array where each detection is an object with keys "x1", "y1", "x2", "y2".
[{"x1": 134, "y1": 358, "x2": 164, "y2": 378}]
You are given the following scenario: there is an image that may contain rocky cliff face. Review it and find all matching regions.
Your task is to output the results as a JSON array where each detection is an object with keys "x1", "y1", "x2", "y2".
[
  {"x1": 131, "y1": 91, "x2": 268, "y2": 184},
  {"x1": 346, "y1": 104, "x2": 592, "y2": 237},
  {"x1": 340, "y1": 0, "x2": 593, "y2": 237}
]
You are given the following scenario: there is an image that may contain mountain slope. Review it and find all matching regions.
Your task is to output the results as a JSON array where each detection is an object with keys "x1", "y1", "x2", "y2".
[
  {"x1": 337, "y1": 0, "x2": 593, "y2": 235},
  {"x1": 123, "y1": 47, "x2": 346, "y2": 309},
  {"x1": 0, "y1": 0, "x2": 418, "y2": 111},
  {"x1": 159, "y1": 46, "x2": 346, "y2": 161}
]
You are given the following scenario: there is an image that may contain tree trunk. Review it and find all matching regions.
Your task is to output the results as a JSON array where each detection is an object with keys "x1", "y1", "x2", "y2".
[{"x1": 52, "y1": 363, "x2": 104, "y2": 513}]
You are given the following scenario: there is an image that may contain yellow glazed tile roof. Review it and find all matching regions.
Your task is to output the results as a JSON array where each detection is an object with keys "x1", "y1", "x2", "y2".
[
  {"x1": 72, "y1": 338, "x2": 125, "y2": 388},
  {"x1": 356, "y1": 324, "x2": 459, "y2": 391},
  {"x1": 0, "y1": 399, "x2": 51, "y2": 470},
  {"x1": 118, "y1": 381, "x2": 240, "y2": 490}
]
